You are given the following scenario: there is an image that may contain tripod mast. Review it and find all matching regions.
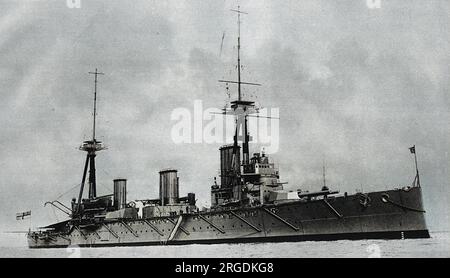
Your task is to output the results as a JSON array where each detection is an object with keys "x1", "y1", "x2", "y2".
[{"x1": 76, "y1": 69, "x2": 106, "y2": 215}]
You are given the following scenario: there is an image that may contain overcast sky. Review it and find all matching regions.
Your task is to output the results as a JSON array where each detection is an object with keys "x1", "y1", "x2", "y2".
[{"x1": 0, "y1": 0, "x2": 449, "y2": 240}]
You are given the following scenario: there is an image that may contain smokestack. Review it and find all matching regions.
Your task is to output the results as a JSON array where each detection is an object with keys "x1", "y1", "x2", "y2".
[
  {"x1": 220, "y1": 145, "x2": 240, "y2": 187},
  {"x1": 159, "y1": 169, "x2": 179, "y2": 205},
  {"x1": 113, "y1": 179, "x2": 127, "y2": 210}
]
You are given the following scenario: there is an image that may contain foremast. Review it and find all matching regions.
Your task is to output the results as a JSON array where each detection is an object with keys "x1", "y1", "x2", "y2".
[
  {"x1": 213, "y1": 6, "x2": 283, "y2": 207},
  {"x1": 219, "y1": 6, "x2": 261, "y2": 170},
  {"x1": 75, "y1": 69, "x2": 106, "y2": 216}
]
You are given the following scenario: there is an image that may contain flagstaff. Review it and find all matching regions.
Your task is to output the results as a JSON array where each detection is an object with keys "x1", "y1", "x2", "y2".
[{"x1": 409, "y1": 145, "x2": 421, "y2": 187}]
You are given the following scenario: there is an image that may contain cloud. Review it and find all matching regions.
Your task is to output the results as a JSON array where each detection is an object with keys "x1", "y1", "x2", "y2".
[{"x1": 0, "y1": 0, "x2": 448, "y2": 236}]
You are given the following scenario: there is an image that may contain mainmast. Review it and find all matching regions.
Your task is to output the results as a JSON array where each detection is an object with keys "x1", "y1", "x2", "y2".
[{"x1": 76, "y1": 69, "x2": 106, "y2": 214}]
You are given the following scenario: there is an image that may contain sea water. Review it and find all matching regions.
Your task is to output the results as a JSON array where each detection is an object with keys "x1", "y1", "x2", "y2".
[{"x1": 1, "y1": 231, "x2": 449, "y2": 258}]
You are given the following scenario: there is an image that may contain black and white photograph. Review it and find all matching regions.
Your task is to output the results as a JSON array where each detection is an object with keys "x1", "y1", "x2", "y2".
[{"x1": 0, "y1": 0, "x2": 449, "y2": 262}]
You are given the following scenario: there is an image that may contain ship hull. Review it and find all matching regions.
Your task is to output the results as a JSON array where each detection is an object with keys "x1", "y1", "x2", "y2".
[{"x1": 28, "y1": 187, "x2": 430, "y2": 249}]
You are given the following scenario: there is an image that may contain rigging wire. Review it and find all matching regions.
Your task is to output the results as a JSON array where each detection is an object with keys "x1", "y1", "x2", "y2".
[
  {"x1": 49, "y1": 167, "x2": 114, "y2": 204},
  {"x1": 51, "y1": 206, "x2": 59, "y2": 222},
  {"x1": 53, "y1": 183, "x2": 82, "y2": 201},
  {"x1": 98, "y1": 168, "x2": 114, "y2": 194}
]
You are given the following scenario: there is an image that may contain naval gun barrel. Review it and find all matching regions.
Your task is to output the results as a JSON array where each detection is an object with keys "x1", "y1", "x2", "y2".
[{"x1": 297, "y1": 189, "x2": 339, "y2": 199}]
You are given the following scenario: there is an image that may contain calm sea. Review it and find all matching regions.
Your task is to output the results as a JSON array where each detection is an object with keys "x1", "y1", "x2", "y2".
[{"x1": 1, "y1": 231, "x2": 449, "y2": 258}]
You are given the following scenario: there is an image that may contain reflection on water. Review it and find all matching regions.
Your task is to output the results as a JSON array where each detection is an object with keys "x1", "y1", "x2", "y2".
[{"x1": 1, "y1": 232, "x2": 449, "y2": 258}]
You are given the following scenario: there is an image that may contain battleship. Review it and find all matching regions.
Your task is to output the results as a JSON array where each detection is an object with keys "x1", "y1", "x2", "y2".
[{"x1": 27, "y1": 7, "x2": 429, "y2": 248}]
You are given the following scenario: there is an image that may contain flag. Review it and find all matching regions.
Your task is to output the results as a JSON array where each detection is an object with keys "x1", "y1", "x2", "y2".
[
  {"x1": 16, "y1": 211, "x2": 31, "y2": 220},
  {"x1": 409, "y1": 146, "x2": 415, "y2": 154}
]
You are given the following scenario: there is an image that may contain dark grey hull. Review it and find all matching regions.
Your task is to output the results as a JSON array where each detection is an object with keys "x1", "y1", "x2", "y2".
[
  {"x1": 28, "y1": 187, "x2": 430, "y2": 249},
  {"x1": 28, "y1": 230, "x2": 430, "y2": 249}
]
